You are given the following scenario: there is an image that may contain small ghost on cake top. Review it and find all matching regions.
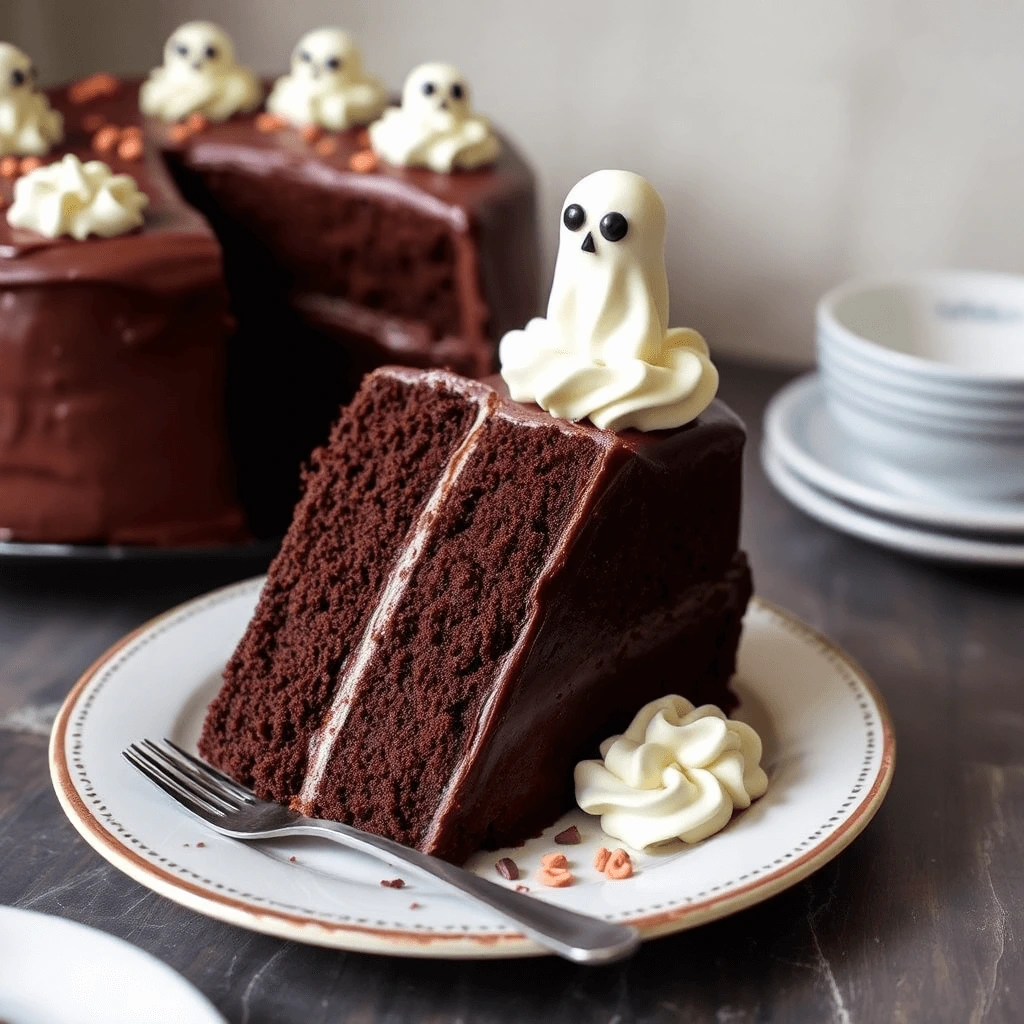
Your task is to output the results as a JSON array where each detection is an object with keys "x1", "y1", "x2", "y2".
[
  {"x1": 266, "y1": 28, "x2": 387, "y2": 132},
  {"x1": 369, "y1": 62, "x2": 500, "y2": 173},
  {"x1": 140, "y1": 22, "x2": 262, "y2": 123},
  {"x1": 0, "y1": 43, "x2": 63, "y2": 157},
  {"x1": 500, "y1": 170, "x2": 719, "y2": 433}
]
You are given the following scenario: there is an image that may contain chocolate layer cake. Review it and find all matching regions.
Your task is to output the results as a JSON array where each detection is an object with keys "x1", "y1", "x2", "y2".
[
  {"x1": 0, "y1": 76, "x2": 538, "y2": 542},
  {"x1": 200, "y1": 366, "x2": 751, "y2": 864},
  {"x1": 162, "y1": 94, "x2": 537, "y2": 534}
]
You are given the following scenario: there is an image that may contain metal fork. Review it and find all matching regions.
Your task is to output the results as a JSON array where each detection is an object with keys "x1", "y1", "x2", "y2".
[{"x1": 123, "y1": 739, "x2": 639, "y2": 964}]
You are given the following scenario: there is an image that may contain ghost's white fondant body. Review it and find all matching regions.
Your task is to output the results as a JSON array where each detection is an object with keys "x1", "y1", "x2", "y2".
[
  {"x1": 500, "y1": 170, "x2": 719, "y2": 432},
  {"x1": 266, "y1": 28, "x2": 386, "y2": 131},
  {"x1": 369, "y1": 62, "x2": 499, "y2": 173},
  {"x1": 140, "y1": 22, "x2": 262, "y2": 123},
  {"x1": 0, "y1": 43, "x2": 63, "y2": 157}
]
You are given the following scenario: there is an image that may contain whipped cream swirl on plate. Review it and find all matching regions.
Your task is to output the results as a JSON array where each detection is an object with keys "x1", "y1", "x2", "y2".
[
  {"x1": 500, "y1": 169, "x2": 718, "y2": 432},
  {"x1": 574, "y1": 695, "x2": 769, "y2": 849}
]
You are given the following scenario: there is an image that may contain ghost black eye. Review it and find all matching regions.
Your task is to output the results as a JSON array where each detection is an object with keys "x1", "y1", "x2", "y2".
[
  {"x1": 326, "y1": 57, "x2": 341, "y2": 70},
  {"x1": 175, "y1": 42, "x2": 189, "y2": 57},
  {"x1": 205, "y1": 45, "x2": 218, "y2": 60},
  {"x1": 300, "y1": 50, "x2": 312, "y2": 62},
  {"x1": 451, "y1": 82, "x2": 464, "y2": 100},
  {"x1": 600, "y1": 211, "x2": 628, "y2": 242},
  {"x1": 421, "y1": 81, "x2": 435, "y2": 96},
  {"x1": 563, "y1": 204, "x2": 585, "y2": 231},
  {"x1": 10, "y1": 69, "x2": 25, "y2": 87}
]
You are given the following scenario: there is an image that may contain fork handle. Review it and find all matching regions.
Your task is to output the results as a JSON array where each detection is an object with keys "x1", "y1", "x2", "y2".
[{"x1": 283, "y1": 818, "x2": 639, "y2": 964}]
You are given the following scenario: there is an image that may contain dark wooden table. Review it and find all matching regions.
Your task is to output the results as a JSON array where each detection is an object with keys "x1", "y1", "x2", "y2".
[{"x1": 2, "y1": 362, "x2": 1022, "y2": 1023}]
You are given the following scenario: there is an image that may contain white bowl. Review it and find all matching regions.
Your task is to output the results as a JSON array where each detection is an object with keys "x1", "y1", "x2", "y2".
[
  {"x1": 819, "y1": 271, "x2": 1024, "y2": 385},
  {"x1": 817, "y1": 272, "x2": 1024, "y2": 501}
]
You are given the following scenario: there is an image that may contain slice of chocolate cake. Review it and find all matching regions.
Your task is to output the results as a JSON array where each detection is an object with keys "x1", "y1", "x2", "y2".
[
  {"x1": 201, "y1": 168, "x2": 753, "y2": 865},
  {"x1": 200, "y1": 367, "x2": 751, "y2": 864}
]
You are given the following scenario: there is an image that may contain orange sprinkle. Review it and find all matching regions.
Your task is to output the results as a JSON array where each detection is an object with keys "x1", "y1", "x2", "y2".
[
  {"x1": 92, "y1": 124, "x2": 121, "y2": 154},
  {"x1": 540, "y1": 852, "x2": 569, "y2": 870},
  {"x1": 537, "y1": 866, "x2": 574, "y2": 888},
  {"x1": 348, "y1": 149, "x2": 377, "y2": 174},
  {"x1": 117, "y1": 135, "x2": 143, "y2": 161},
  {"x1": 82, "y1": 113, "x2": 106, "y2": 133},
  {"x1": 0, "y1": 156, "x2": 19, "y2": 178},
  {"x1": 185, "y1": 112, "x2": 209, "y2": 135},
  {"x1": 300, "y1": 123, "x2": 325, "y2": 144},
  {"x1": 314, "y1": 137, "x2": 338, "y2": 157},
  {"x1": 68, "y1": 72, "x2": 120, "y2": 104},
  {"x1": 167, "y1": 123, "x2": 191, "y2": 144},
  {"x1": 121, "y1": 125, "x2": 143, "y2": 142},
  {"x1": 18, "y1": 157, "x2": 43, "y2": 175},
  {"x1": 604, "y1": 849, "x2": 633, "y2": 880},
  {"x1": 255, "y1": 112, "x2": 286, "y2": 133},
  {"x1": 593, "y1": 847, "x2": 611, "y2": 872}
]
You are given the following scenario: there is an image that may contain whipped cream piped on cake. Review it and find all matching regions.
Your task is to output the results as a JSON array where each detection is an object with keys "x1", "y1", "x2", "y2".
[
  {"x1": 369, "y1": 62, "x2": 500, "y2": 172},
  {"x1": 267, "y1": 28, "x2": 387, "y2": 131},
  {"x1": 140, "y1": 22, "x2": 262, "y2": 122},
  {"x1": 0, "y1": 43, "x2": 63, "y2": 157},
  {"x1": 7, "y1": 153, "x2": 148, "y2": 239},
  {"x1": 500, "y1": 170, "x2": 719, "y2": 432},
  {"x1": 574, "y1": 695, "x2": 768, "y2": 848}
]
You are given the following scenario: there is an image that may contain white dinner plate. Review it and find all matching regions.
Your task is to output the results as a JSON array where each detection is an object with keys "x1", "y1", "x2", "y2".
[
  {"x1": 763, "y1": 443, "x2": 1024, "y2": 567},
  {"x1": 50, "y1": 577, "x2": 895, "y2": 959},
  {"x1": 764, "y1": 374, "x2": 1024, "y2": 536},
  {"x1": 0, "y1": 905, "x2": 225, "y2": 1024}
]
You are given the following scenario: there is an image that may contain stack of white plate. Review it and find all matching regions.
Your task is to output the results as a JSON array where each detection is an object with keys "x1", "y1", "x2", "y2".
[{"x1": 762, "y1": 271, "x2": 1024, "y2": 567}]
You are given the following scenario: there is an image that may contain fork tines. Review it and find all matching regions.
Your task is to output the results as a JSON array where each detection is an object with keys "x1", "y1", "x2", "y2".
[{"x1": 122, "y1": 739, "x2": 254, "y2": 823}]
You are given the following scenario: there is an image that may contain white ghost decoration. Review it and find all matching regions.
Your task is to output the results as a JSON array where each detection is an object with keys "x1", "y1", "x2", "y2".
[
  {"x1": 0, "y1": 42, "x2": 63, "y2": 157},
  {"x1": 140, "y1": 22, "x2": 262, "y2": 123},
  {"x1": 266, "y1": 28, "x2": 386, "y2": 131},
  {"x1": 369, "y1": 62, "x2": 499, "y2": 173},
  {"x1": 500, "y1": 170, "x2": 719, "y2": 432}
]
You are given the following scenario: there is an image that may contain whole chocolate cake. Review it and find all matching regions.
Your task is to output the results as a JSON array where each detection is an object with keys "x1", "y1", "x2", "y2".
[
  {"x1": 0, "y1": 28, "x2": 539, "y2": 543},
  {"x1": 201, "y1": 170, "x2": 753, "y2": 864}
]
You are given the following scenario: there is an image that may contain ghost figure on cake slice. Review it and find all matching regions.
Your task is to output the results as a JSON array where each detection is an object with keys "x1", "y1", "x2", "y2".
[
  {"x1": 0, "y1": 42, "x2": 63, "y2": 157},
  {"x1": 500, "y1": 170, "x2": 718, "y2": 432},
  {"x1": 266, "y1": 28, "x2": 386, "y2": 131},
  {"x1": 369, "y1": 62, "x2": 499, "y2": 173},
  {"x1": 140, "y1": 22, "x2": 262, "y2": 122}
]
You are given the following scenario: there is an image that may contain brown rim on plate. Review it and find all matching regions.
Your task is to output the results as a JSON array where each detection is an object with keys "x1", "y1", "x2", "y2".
[{"x1": 49, "y1": 582, "x2": 896, "y2": 958}]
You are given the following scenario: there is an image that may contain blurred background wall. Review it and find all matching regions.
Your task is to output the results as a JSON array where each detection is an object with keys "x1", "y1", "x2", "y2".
[{"x1": 3, "y1": 0, "x2": 1023, "y2": 366}]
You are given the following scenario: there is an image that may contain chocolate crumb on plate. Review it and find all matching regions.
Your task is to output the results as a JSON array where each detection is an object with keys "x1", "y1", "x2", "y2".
[
  {"x1": 515, "y1": 884, "x2": 530, "y2": 893},
  {"x1": 195, "y1": 841, "x2": 205, "y2": 848},
  {"x1": 409, "y1": 902, "x2": 422, "y2": 910},
  {"x1": 554, "y1": 825, "x2": 581, "y2": 845},
  {"x1": 288, "y1": 855, "x2": 297, "y2": 863},
  {"x1": 495, "y1": 857, "x2": 520, "y2": 880},
  {"x1": 380, "y1": 878, "x2": 406, "y2": 889}
]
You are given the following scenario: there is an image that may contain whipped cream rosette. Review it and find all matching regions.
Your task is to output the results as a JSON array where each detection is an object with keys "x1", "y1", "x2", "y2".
[
  {"x1": 7, "y1": 154, "x2": 148, "y2": 240},
  {"x1": 500, "y1": 169, "x2": 718, "y2": 432},
  {"x1": 575, "y1": 695, "x2": 768, "y2": 849}
]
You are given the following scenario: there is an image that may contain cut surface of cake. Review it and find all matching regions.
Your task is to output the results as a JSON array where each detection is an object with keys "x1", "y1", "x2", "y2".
[{"x1": 200, "y1": 366, "x2": 751, "y2": 864}]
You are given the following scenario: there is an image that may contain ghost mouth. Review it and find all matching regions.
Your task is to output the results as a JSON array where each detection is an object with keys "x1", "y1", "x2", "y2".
[
  {"x1": 191, "y1": 61, "x2": 205, "y2": 71},
  {"x1": 581, "y1": 231, "x2": 596, "y2": 253}
]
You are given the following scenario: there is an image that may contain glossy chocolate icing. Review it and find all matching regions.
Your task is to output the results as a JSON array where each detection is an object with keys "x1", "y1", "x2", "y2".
[{"x1": 0, "y1": 81, "x2": 245, "y2": 545}]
